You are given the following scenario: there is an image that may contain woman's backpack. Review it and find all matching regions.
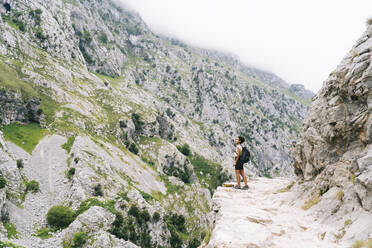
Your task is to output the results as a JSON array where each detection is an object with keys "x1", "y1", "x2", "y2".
[{"x1": 240, "y1": 147, "x2": 251, "y2": 163}]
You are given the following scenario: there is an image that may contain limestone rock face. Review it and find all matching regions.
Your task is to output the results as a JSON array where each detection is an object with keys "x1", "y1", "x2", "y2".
[
  {"x1": 0, "y1": 91, "x2": 44, "y2": 125},
  {"x1": 291, "y1": 24, "x2": 372, "y2": 244}
]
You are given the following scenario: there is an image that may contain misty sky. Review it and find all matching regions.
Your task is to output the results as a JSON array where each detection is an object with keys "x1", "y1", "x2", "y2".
[{"x1": 120, "y1": 0, "x2": 372, "y2": 93}]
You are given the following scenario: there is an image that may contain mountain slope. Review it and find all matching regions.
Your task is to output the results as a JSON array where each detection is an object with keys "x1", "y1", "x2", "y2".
[{"x1": 0, "y1": 0, "x2": 310, "y2": 247}]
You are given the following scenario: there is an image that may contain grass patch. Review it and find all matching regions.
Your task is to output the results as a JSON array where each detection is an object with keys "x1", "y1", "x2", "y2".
[
  {"x1": 34, "y1": 227, "x2": 56, "y2": 239},
  {"x1": 4, "y1": 222, "x2": 19, "y2": 239},
  {"x1": 61, "y1": 136, "x2": 75, "y2": 154},
  {"x1": 0, "y1": 60, "x2": 37, "y2": 99},
  {"x1": 353, "y1": 239, "x2": 372, "y2": 248},
  {"x1": 301, "y1": 194, "x2": 320, "y2": 210},
  {"x1": 281, "y1": 88, "x2": 311, "y2": 107},
  {"x1": 2, "y1": 123, "x2": 48, "y2": 154},
  {"x1": 0, "y1": 241, "x2": 24, "y2": 248},
  {"x1": 188, "y1": 154, "x2": 229, "y2": 194},
  {"x1": 277, "y1": 181, "x2": 295, "y2": 193},
  {"x1": 336, "y1": 190, "x2": 344, "y2": 201}
]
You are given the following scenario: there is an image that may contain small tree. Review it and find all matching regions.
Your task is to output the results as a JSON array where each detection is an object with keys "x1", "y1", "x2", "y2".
[
  {"x1": 46, "y1": 206, "x2": 75, "y2": 229},
  {"x1": 16, "y1": 159, "x2": 24, "y2": 169},
  {"x1": 0, "y1": 177, "x2": 6, "y2": 189},
  {"x1": 177, "y1": 144, "x2": 191, "y2": 156},
  {"x1": 93, "y1": 184, "x2": 103, "y2": 197}
]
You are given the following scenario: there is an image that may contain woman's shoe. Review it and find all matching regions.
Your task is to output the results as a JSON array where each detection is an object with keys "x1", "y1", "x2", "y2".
[
  {"x1": 242, "y1": 185, "x2": 249, "y2": 190},
  {"x1": 234, "y1": 185, "x2": 241, "y2": 189}
]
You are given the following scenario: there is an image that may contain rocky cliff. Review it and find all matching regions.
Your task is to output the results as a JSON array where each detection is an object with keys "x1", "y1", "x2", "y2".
[
  {"x1": 0, "y1": 0, "x2": 311, "y2": 247},
  {"x1": 291, "y1": 22, "x2": 372, "y2": 245}
]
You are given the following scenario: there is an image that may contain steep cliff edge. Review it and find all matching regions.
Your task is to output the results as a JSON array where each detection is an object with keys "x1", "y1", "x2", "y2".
[{"x1": 291, "y1": 23, "x2": 372, "y2": 244}]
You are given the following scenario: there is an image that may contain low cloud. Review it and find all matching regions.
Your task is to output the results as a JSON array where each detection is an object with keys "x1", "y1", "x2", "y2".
[{"x1": 119, "y1": 0, "x2": 372, "y2": 93}]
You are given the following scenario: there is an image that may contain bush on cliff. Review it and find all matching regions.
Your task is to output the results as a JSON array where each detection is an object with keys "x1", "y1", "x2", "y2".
[{"x1": 47, "y1": 206, "x2": 75, "y2": 229}]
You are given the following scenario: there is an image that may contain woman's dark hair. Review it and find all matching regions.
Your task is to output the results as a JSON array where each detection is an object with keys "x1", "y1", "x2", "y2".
[{"x1": 238, "y1": 136, "x2": 245, "y2": 144}]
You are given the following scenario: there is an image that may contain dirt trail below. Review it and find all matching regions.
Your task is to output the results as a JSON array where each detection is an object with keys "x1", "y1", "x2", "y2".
[{"x1": 206, "y1": 177, "x2": 349, "y2": 248}]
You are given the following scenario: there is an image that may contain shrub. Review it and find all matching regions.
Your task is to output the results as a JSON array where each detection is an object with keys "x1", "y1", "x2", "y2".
[
  {"x1": 131, "y1": 113, "x2": 142, "y2": 131},
  {"x1": 66, "y1": 168, "x2": 75, "y2": 180},
  {"x1": 35, "y1": 27, "x2": 46, "y2": 40},
  {"x1": 61, "y1": 136, "x2": 75, "y2": 154},
  {"x1": 119, "y1": 120, "x2": 127, "y2": 128},
  {"x1": 336, "y1": 190, "x2": 344, "y2": 201},
  {"x1": 128, "y1": 205, "x2": 139, "y2": 218},
  {"x1": 0, "y1": 177, "x2": 6, "y2": 189},
  {"x1": 177, "y1": 143, "x2": 191, "y2": 156},
  {"x1": 16, "y1": 159, "x2": 24, "y2": 169},
  {"x1": 367, "y1": 17, "x2": 372, "y2": 26},
  {"x1": 72, "y1": 231, "x2": 88, "y2": 248},
  {"x1": 152, "y1": 212, "x2": 160, "y2": 222},
  {"x1": 26, "y1": 180, "x2": 39, "y2": 193},
  {"x1": 128, "y1": 143, "x2": 138, "y2": 155},
  {"x1": 188, "y1": 238, "x2": 201, "y2": 248},
  {"x1": 93, "y1": 184, "x2": 103, "y2": 197},
  {"x1": 98, "y1": 32, "x2": 108, "y2": 44},
  {"x1": 167, "y1": 213, "x2": 186, "y2": 232},
  {"x1": 46, "y1": 205, "x2": 75, "y2": 229},
  {"x1": 139, "y1": 210, "x2": 150, "y2": 222}
]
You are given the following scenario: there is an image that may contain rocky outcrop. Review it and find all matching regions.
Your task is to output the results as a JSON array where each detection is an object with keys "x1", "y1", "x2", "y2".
[
  {"x1": 0, "y1": 91, "x2": 44, "y2": 125},
  {"x1": 291, "y1": 23, "x2": 372, "y2": 244},
  {"x1": 290, "y1": 84, "x2": 314, "y2": 101}
]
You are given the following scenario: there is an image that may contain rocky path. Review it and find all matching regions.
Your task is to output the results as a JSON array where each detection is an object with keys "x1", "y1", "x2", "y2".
[{"x1": 207, "y1": 177, "x2": 349, "y2": 248}]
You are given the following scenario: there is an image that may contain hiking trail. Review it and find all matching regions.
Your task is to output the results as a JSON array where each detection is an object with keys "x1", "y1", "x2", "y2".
[{"x1": 206, "y1": 177, "x2": 350, "y2": 248}]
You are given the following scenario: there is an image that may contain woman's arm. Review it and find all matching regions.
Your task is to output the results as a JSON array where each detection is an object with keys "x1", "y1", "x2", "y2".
[{"x1": 234, "y1": 147, "x2": 241, "y2": 165}]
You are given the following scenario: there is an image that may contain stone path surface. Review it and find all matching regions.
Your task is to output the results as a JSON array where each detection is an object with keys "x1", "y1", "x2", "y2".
[{"x1": 207, "y1": 177, "x2": 349, "y2": 248}]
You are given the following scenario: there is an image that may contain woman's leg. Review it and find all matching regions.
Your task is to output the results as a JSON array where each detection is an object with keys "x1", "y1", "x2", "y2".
[
  {"x1": 235, "y1": 169, "x2": 241, "y2": 187},
  {"x1": 240, "y1": 169, "x2": 248, "y2": 186}
]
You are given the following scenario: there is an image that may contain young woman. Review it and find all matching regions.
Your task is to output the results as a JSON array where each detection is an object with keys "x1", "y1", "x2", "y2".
[{"x1": 234, "y1": 136, "x2": 249, "y2": 190}]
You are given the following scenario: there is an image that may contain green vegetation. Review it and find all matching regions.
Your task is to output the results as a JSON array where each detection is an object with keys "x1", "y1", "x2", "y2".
[
  {"x1": 176, "y1": 143, "x2": 191, "y2": 156},
  {"x1": 34, "y1": 227, "x2": 55, "y2": 239},
  {"x1": 61, "y1": 136, "x2": 76, "y2": 153},
  {"x1": 30, "y1": 9, "x2": 42, "y2": 26},
  {"x1": 93, "y1": 184, "x2": 103, "y2": 197},
  {"x1": 0, "y1": 60, "x2": 37, "y2": 99},
  {"x1": 188, "y1": 154, "x2": 230, "y2": 194},
  {"x1": 367, "y1": 17, "x2": 372, "y2": 26},
  {"x1": 98, "y1": 32, "x2": 108, "y2": 44},
  {"x1": 25, "y1": 180, "x2": 39, "y2": 193},
  {"x1": 0, "y1": 241, "x2": 24, "y2": 248},
  {"x1": 131, "y1": 113, "x2": 143, "y2": 132},
  {"x1": 281, "y1": 88, "x2": 311, "y2": 107},
  {"x1": 39, "y1": 93, "x2": 60, "y2": 125},
  {"x1": 1, "y1": 123, "x2": 48, "y2": 154},
  {"x1": 109, "y1": 204, "x2": 154, "y2": 247},
  {"x1": 1, "y1": 14, "x2": 26, "y2": 31},
  {"x1": 16, "y1": 159, "x2": 24, "y2": 169},
  {"x1": 46, "y1": 205, "x2": 75, "y2": 229},
  {"x1": 302, "y1": 194, "x2": 320, "y2": 210},
  {"x1": 277, "y1": 181, "x2": 295, "y2": 193},
  {"x1": 336, "y1": 190, "x2": 344, "y2": 201},
  {"x1": 0, "y1": 176, "x2": 6, "y2": 189},
  {"x1": 353, "y1": 239, "x2": 372, "y2": 248},
  {"x1": 4, "y1": 222, "x2": 19, "y2": 239},
  {"x1": 72, "y1": 231, "x2": 88, "y2": 248},
  {"x1": 152, "y1": 212, "x2": 160, "y2": 222},
  {"x1": 66, "y1": 168, "x2": 76, "y2": 180}
]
